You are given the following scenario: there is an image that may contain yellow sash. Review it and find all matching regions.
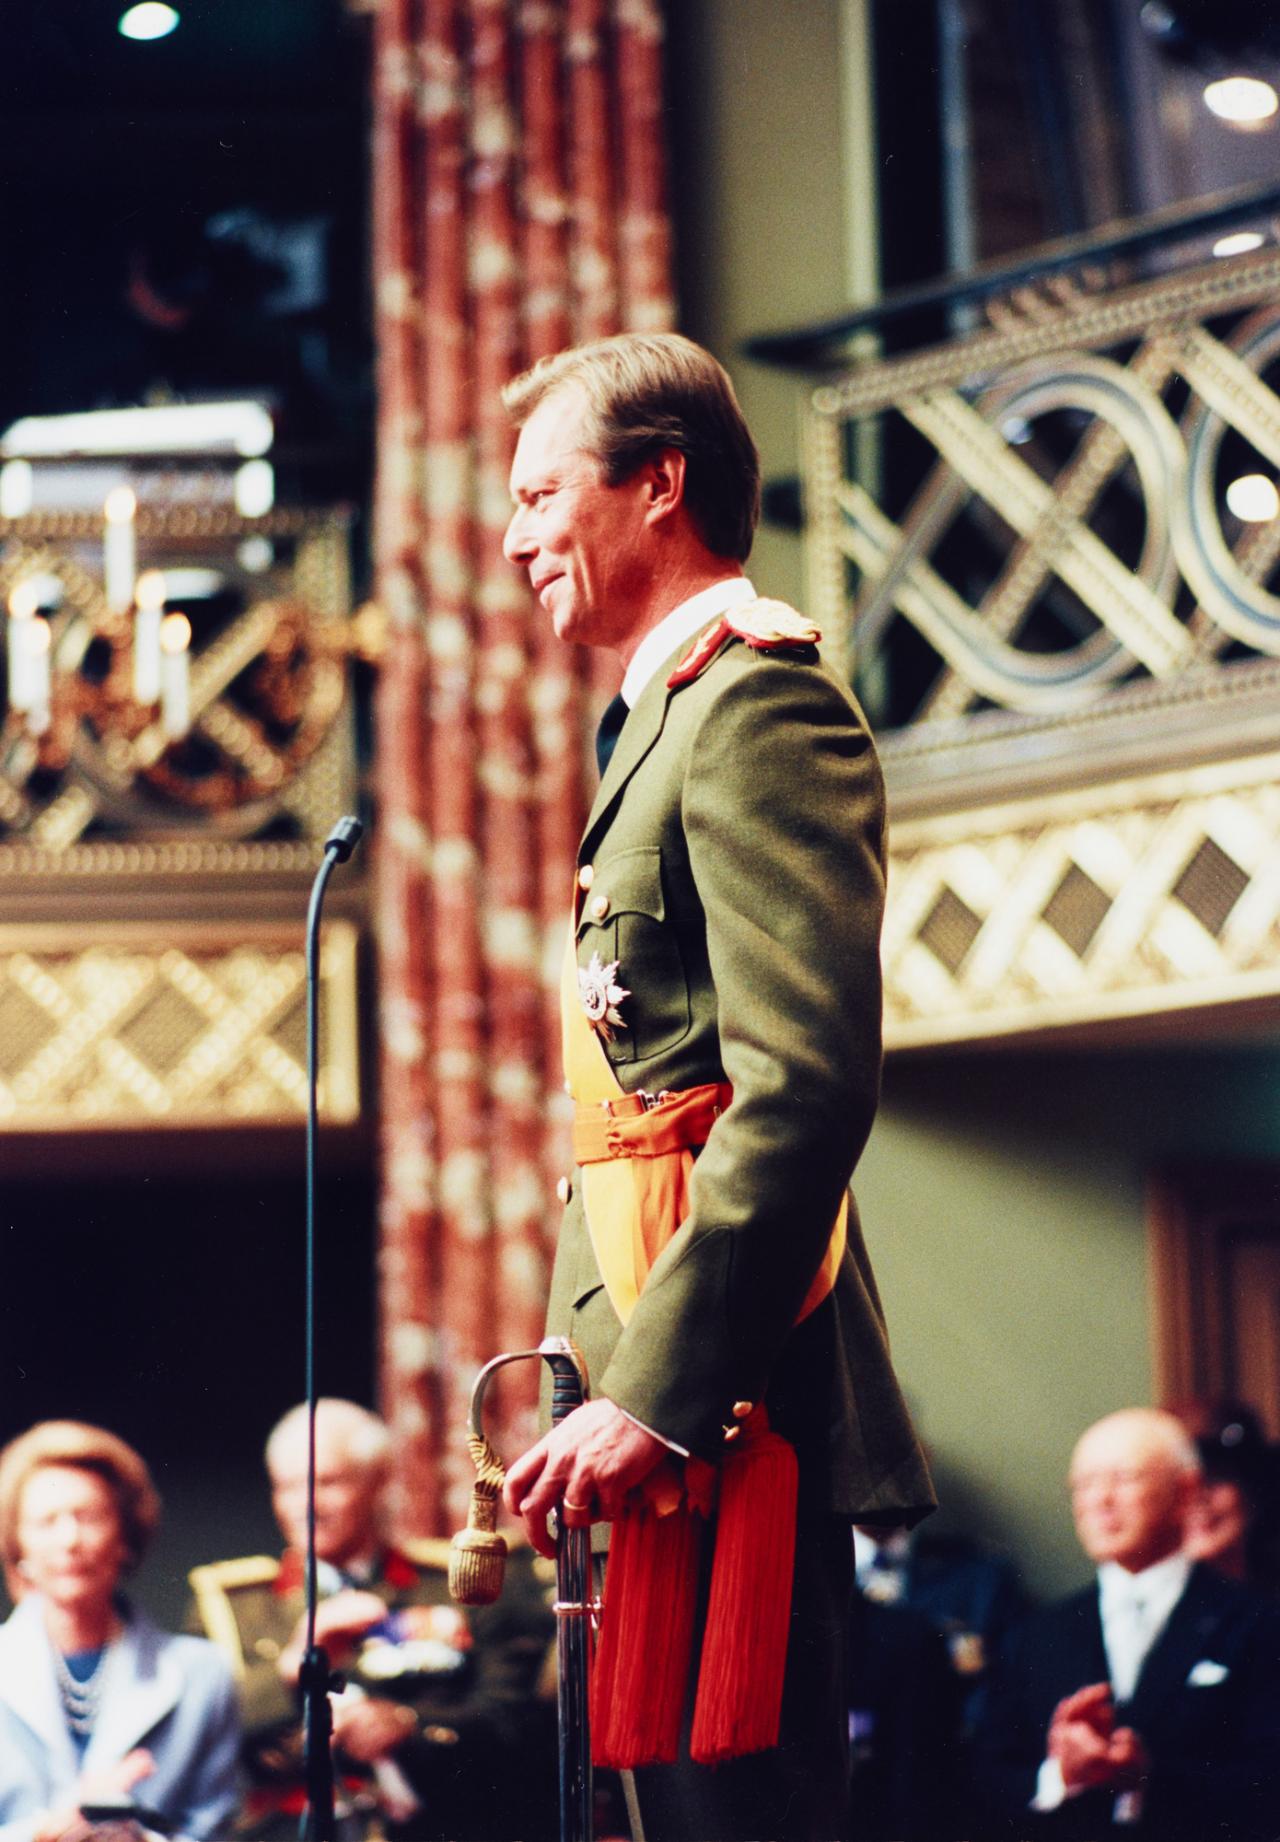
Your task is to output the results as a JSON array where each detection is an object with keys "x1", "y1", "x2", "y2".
[{"x1": 560, "y1": 916, "x2": 846, "y2": 1324}]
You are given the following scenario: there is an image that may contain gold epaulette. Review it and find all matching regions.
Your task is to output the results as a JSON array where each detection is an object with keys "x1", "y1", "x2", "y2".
[
  {"x1": 188, "y1": 1556, "x2": 279, "y2": 1680},
  {"x1": 189, "y1": 1554, "x2": 280, "y2": 1592},
  {"x1": 667, "y1": 598, "x2": 822, "y2": 689}
]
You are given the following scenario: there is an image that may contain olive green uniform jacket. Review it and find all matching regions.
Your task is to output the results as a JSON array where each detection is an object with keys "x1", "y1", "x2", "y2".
[
  {"x1": 186, "y1": 1542, "x2": 556, "y2": 1841},
  {"x1": 553, "y1": 620, "x2": 934, "y2": 1524}
]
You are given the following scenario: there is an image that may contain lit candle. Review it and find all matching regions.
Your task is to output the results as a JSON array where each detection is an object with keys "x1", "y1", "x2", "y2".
[
  {"x1": 103, "y1": 486, "x2": 137, "y2": 612},
  {"x1": 25, "y1": 618, "x2": 51, "y2": 734},
  {"x1": 133, "y1": 568, "x2": 166, "y2": 703},
  {"x1": 160, "y1": 611, "x2": 191, "y2": 739},
  {"x1": 7, "y1": 580, "x2": 39, "y2": 713}
]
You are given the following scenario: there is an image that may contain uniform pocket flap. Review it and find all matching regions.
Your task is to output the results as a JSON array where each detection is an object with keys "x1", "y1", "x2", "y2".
[{"x1": 576, "y1": 845, "x2": 665, "y2": 934}]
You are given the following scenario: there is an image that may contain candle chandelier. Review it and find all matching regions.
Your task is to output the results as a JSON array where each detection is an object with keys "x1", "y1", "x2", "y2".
[{"x1": 0, "y1": 405, "x2": 372, "y2": 853}]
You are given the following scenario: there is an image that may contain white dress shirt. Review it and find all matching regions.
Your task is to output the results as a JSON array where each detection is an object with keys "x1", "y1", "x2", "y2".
[
  {"x1": 620, "y1": 576, "x2": 757, "y2": 707},
  {"x1": 1033, "y1": 1552, "x2": 1191, "y2": 1820}
]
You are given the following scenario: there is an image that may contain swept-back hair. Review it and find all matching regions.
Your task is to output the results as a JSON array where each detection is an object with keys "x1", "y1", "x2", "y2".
[{"x1": 503, "y1": 332, "x2": 761, "y2": 563}]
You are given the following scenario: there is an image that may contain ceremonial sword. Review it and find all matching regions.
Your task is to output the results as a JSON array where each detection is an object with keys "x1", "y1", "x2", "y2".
[{"x1": 450, "y1": 1336, "x2": 596, "y2": 1842}]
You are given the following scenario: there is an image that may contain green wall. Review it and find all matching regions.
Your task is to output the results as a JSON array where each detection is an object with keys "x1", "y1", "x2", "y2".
[
  {"x1": 857, "y1": 1045, "x2": 1280, "y2": 1599},
  {"x1": 670, "y1": 0, "x2": 853, "y2": 607},
  {"x1": 668, "y1": 2, "x2": 1280, "y2": 1607}
]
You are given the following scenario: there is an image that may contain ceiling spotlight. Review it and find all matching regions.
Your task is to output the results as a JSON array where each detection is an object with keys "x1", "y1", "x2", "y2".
[
  {"x1": 118, "y1": 4, "x2": 180, "y2": 41},
  {"x1": 1203, "y1": 76, "x2": 1279, "y2": 125},
  {"x1": 1212, "y1": 230, "x2": 1265, "y2": 256},
  {"x1": 1225, "y1": 473, "x2": 1280, "y2": 522}
]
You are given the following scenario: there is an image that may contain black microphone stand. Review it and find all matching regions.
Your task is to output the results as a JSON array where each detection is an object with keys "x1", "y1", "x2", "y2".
[{"x1": 299, "y1": 815, "x2": 364, "y2": 1842}]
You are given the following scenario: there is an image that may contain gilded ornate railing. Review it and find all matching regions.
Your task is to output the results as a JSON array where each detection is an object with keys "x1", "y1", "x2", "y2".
[
  {"x1": 755, "y1": 184, "x2": 1280, "y2": 1048},
  {"x1": 0, "y1": 481, "x2": 371, "y2": 1131}
]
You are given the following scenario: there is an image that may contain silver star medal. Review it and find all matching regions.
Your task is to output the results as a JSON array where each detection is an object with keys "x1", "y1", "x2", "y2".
[{"x1": 578, "y1": 952, "x2": 630, "y2": 1040}]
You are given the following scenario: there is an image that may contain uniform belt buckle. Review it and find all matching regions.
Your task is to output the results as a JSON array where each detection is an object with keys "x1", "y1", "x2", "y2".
[{"x1": 635, "y1": 1089, "x2": 674, "y2": 1110}]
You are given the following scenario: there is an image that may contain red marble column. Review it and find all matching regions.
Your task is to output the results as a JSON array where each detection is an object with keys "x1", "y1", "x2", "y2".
[
  {"x1": 372, "y1": 0, "x2": 442, "y2": 1530},
  {"x1": 615, "y1": 0, "x2": 675, "y2": 333},
  {"x1": 372, "y1": 0, "x2": 675, "y2": 1535},
  {"x1": 518, "y1": 1, "x2": 583, "y2": 1235}
]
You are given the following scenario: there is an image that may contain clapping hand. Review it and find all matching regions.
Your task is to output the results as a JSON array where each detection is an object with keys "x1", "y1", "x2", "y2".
[
  {"x1": 279, "y1": 1588, "x2": 390, "y2": 1682},
  {"x1": 1048, "y1": 1684, "x2": 1149, "y2": 1794},
  {"x1": 35, "y1": 1750, "x2": 156, "y2": 1842}
]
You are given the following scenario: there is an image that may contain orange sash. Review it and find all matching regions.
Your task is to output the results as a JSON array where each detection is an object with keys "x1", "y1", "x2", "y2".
[
  {"x1": 560, "y1": 921, "x2": 847, "y2": 1323},
  {"x1": 562, "y1": 888, "x2": 845, "y2": 1767}
]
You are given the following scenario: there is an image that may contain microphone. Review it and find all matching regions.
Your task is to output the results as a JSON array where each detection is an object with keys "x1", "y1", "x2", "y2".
[
  {"x1": 298, "y1": 812, "x2": 364, "y2": 1842},
  {"x1": 324, "y1": 815, "x2": 363, "y2": 863}
]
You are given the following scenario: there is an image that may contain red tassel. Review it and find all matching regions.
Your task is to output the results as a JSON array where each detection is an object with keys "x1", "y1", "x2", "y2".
[
  {"x1": 690, "y1": 1409, "x2": 798, "y2": 1765},
  {"x1": 590, "y1": 1491, "x2": 703, "y2": 1767}
]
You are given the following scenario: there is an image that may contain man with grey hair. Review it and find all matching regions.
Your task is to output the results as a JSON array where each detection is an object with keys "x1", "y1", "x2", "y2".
[
  {"x1": 188, "y1": 1400, "x2": 556, "y2": 1842},
  {"x1": 976, "y1": 1406, "x2": 1280, "y2": 1839},
  {"x1": 499, "y1": 331, "x2": 933, "y2": 1841}
]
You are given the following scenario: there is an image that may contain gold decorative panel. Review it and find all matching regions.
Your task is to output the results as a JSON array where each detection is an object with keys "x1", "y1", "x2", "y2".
[
  {"x1": 883, "y1": 750, "x2": 1280, "y2": 1049},
  {"x1": 0, "y1": 508, "x2": 363, "y2": 868},
  {"x1": 0, "y1": 921, "x2": 359, "y2": 1128},
  {"x1": 806, "y1": 249, "x2": 1280, "y2": 720},
  {"x1": 786, "y1": 237, "x2": 1280, "y2": 1047}
]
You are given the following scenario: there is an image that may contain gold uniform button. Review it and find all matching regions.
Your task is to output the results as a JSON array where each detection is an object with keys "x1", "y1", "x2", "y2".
[
  {"x1": 722, "y1": 1425, "x2": 741, "y2": 1443},
  {"x1": 577, "y1": 864, "x2": 595, "y2": 890},
  {"x1": 556, "y1": 1176, "x2": 572, "y2": 1205},
  {"x1": 732, "y1": 1400, "x2": 753, "y2": 1419},
  {"x1": 590, "y1": 894, "x2": 610, "y2": 921}
]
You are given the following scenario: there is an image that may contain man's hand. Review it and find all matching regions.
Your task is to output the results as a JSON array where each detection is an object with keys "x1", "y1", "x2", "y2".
[
  {"x1": 332, "y1": 1696, "x2": 417, "y2": 1763},
  {"x1": 501, "y1": 1399, "x2": 667, "y2": 1558},
  {"x1": 1048, "y1": 1684, "x2": 1148, "y2": 1793},
  {"x1": 279, "y1": 1588, "x2": 389, "y2": 1682},
  {"x1": 1106, "y1": 1726, "x2": 1150, "y2": 1793}
]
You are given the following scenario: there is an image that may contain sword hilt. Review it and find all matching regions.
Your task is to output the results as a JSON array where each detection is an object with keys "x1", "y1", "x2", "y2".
[
  {"x1": 544, "y1": 1337, "x2": 590, "y2": 1425},
  {"x1": 448, "y1": 1338, "x2": 590, "y2": 1606}
]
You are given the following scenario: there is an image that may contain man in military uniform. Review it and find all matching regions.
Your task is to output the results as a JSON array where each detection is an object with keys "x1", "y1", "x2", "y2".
[
  {"x1": 499, "y1": 333, "x2": 934, "y2": 1842},
  {"x1": 188, "y1": 1400, "x2": 555, "y2": 1842}
]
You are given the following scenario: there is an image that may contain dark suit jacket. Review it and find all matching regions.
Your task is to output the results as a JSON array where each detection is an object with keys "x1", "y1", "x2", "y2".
[
  {"x1": 548, "y1": 617, "x2": 934, "y2": 1524},
  {"x1": 904, "y1": 1532, "x2": 1027, "y2": 1731},
  {"x1": 848, "y1": 1589, "x2": 963, "y2": 1841},
  {"x1": 974, "y1": 1562, "x2": 1280, "y2": 1841}
]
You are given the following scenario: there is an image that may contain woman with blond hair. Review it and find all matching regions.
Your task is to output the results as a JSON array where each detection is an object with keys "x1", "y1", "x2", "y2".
[{"x1": 0, "y1": 1421, "x2": 240, "y2": 1842}]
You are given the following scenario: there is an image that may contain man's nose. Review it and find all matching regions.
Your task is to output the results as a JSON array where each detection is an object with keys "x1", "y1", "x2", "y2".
[{"x1": 503, "y1": 505, "x2": 532, "y2": 564}]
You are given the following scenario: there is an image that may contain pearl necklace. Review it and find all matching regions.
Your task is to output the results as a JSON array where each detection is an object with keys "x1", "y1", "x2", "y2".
[{"x1": 52, "y1": 1642, "x2": 109, "y2": 1738}]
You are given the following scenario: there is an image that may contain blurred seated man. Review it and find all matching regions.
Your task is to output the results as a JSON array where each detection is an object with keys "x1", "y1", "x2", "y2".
[
  {"x1": 847, "y1": 1585, "x2": 961, "y2": 1842},
  {"x1": 853, "y1": 1522, "x2": 1024, "y2": 1734},
  {"x1": 975, "y1": 1407, "x2": 1280, "y2": 1841},
  {"x1": 188, "y1": 1400, "x2": 555, "y2": 1842}
]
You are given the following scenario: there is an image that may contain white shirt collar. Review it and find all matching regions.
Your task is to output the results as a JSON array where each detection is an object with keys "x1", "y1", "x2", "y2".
[
  {"x1": 852, "y1": 1526, "x2": 912, "y2": 1585},
  {"x1": 1098, "y1": 1549, "x2": 1190, "y2": 1619},
  {"x1": 620, "y1": 576, "x2": 756, "y2": 708}
]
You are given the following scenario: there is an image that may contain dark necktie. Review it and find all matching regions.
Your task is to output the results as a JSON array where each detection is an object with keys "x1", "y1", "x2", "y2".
[{"x1": 595, "y1": 692, "x2": 629, "y2": 777}]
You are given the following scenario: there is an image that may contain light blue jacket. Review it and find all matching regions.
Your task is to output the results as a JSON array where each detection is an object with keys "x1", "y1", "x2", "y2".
[{"x1": 0, "y1": 1596, "x2": 241, "y2": 1842}]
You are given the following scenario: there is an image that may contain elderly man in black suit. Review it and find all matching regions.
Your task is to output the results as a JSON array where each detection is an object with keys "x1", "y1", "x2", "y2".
[{"x1": 976, "y1": 1406, "x2": 1280, "y2": 1841}]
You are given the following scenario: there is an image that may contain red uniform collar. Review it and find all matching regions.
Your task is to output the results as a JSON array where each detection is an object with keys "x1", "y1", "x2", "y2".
[{"x1": 273, "y1": 1545, "x2": 419, "y2": 1596}]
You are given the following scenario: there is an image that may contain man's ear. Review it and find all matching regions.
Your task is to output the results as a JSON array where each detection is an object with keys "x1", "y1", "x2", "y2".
[{"x1": 640, "y1": 447, "x2": 687, "y2": 526}]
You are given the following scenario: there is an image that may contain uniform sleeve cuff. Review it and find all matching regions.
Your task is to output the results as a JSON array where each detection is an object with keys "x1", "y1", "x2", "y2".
[{"x1": 617, "y1": 1405, "x2": 689, "y2": 1458}]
